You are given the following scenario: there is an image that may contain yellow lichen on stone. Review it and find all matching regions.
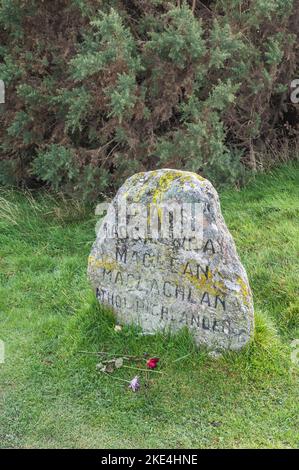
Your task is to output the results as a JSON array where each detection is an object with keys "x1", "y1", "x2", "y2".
[
  {"x1": 88, "y1": 257, "x2": 119, "y2": 272},
  {"x1": 132, "y1": 171, "x2": 157, "y2": 202},
  {"x1": 152, "y1": 170, "x2": 206, "y2": 202},
  {"x1": 151, "y1": 172, "x2": 182, "y2": 221},
  {"x1": 148, "y1": 170, "x2": 206, "y2": 222},
  {"x1": 152, "y1": 171, "x2": 183, "y2": 204},
  {"x1": 183, "y1": 267, "x2": 227, "y2": 297},
  {"x1": 88, "y1": 255, "x2": 95, "y2": 266},
  {"x1": 130, "y1": 169, "x2": 205, "y2": 204},
  {"x1": 123, "y1": 172, "x2": 146, "y2": 199},
  {"x1": 193, "y1": 173, "x2": 205, "y2": 182},
  {"x1": 236, "y1": 276, "x2": 250, "y2": 306}
]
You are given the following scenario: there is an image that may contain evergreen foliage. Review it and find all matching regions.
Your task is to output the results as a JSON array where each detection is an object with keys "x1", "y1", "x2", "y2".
[{"x1": 0, "y1": 0, "x2": 298, "y2": 200}]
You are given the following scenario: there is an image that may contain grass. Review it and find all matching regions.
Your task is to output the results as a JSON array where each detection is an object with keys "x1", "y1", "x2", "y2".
[{"x1": 0, "y1": 164, "x2": 298, "y2": 449}]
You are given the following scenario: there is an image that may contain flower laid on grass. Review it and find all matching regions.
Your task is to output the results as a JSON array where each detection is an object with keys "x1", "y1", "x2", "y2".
[
  {"x1": 79, "y1": 351, "x2": 161, "y2": 391},
  {"x1": 146, "y1": 357, "x2": 160, "y2": 369},
  {"x1": 129, "y1": 376, "x2": 140, "y2": 392}
]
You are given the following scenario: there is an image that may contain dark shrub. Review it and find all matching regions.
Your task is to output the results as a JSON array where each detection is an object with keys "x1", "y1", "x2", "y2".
[{"x1": 0, "y1": 0, "x2": 298, "y2": 200}]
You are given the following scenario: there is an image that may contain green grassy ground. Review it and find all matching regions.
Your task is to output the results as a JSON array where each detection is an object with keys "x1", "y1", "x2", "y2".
[{"x1": 0, "y1": 164, "x2": 298, "y2": 449}]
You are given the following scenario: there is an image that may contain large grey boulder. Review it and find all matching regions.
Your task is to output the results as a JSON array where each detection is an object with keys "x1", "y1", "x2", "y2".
[{"x1": 88, "y1": 169, "x2": 254, "y2": 351}]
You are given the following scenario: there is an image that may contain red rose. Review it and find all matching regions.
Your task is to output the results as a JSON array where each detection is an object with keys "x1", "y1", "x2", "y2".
[{"x1": 146, "y1": 357, "x2": 160, "y2": 369}]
